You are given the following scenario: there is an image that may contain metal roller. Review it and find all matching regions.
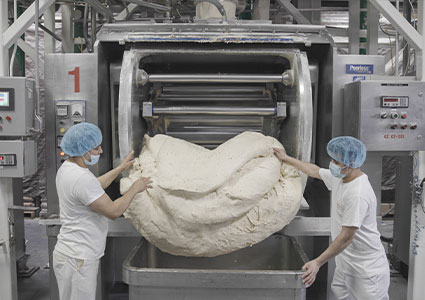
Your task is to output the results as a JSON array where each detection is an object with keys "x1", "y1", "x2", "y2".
[
  {"x1": 137, "y1": 69, "x2": 294, "y2": 86},
  {"x1": 152, "y1": 106, "x2": 276, "y2": 116}
]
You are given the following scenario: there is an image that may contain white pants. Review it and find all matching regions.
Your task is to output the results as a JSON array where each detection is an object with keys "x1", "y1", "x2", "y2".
[
  {"x1": 53, "y1": 249, "x2": 100, "y2": 300},
  {"x1": 330, "y1": 267, "x2": 390, "y2": 300}
]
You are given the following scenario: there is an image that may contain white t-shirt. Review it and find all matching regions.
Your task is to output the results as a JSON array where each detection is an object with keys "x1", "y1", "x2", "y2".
[
  {"x1": 55, "y1": 161, "x2": 108, "y2": 260},
  {"x1": 319, "y1": 168, "x2": 389, "y2": 278}
]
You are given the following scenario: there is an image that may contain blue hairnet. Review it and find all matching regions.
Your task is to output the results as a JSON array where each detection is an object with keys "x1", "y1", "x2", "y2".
[
  {"x1": 326, "y1": 136, "x2": 366, "y2": 168},
  {"x1": 60, "y1": 123, "x2": 102, "y2": 157}
]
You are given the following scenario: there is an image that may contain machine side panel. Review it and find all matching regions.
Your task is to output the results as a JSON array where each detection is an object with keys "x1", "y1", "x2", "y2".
[
  {"x1": 45, "y1": 54, "x2": 98, "y2": 214},
  {"x1": 343, "y1": 81, "x2": 361, "y2": 137}
]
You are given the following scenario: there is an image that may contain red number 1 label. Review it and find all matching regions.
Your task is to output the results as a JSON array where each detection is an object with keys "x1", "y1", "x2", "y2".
[{"x1": 68, "y1": 67, "x2": 80, "y2": 93}]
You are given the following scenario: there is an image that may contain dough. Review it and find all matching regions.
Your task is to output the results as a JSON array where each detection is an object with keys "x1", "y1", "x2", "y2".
[{"x1": 120, "y1": 132, "x2": 302, "y2": 257}]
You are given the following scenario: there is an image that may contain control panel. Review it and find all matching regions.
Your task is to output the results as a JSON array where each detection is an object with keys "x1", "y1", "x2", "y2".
[
  {"x1": 0, "y1": 77, "x2": 35, "y2": 136},
  {"x1": 0, "y1": 140, "x2": 36, "y2": 178},
  {"x1": 55, "y1": 100, "x2": 86, "y2": 168},
  {"x1": 344, "y1": 80, "x2": 425, "y2": 151}
]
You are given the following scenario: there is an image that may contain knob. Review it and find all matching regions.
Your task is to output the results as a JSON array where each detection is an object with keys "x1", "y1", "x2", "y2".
[
  {"x1": 391, "y1": 112, "x2": 399, "y2": 119},
  {"x1": 410, "y1": 123, "x2": 417, "y2": 130},
  {"x1": 5, "y1": 116, "x2": 11, "y2": 121},
  {"x1": 391, "y1": 123, "x2": 398, "y2": 129},
  {"x1": 400, "y1": 123, "x2": 408, "y2": 129},
  {"x1": 380, "y1": 112, "x2": 388, "y2": 119},
  {"x1": 401, "y1": 112, "x2": 407, "y2": 119}
]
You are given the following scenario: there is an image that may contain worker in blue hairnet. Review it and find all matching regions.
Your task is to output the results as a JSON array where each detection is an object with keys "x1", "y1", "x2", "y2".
[
  {"x1": 53, "y1": 122, "x2": 152, "y2": 300},
  {"x1": 274, "y1": 136, "x2": 389, "y2": 300}
]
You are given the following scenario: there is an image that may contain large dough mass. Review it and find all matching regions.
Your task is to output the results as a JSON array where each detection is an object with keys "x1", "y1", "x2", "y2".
[{"x1": 120, "y1": 132, "x2": 302, "y2": 257}]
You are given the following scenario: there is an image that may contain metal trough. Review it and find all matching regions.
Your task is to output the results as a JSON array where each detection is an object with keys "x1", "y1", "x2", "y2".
[{"x1": 123, "y1": 235, "x2": 308, "y2": 300}]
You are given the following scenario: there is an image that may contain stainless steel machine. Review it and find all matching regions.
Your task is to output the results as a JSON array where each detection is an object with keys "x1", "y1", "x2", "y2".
[
  {"x1": 344, "y1": 79, "x2": 425, "y2": 276},
  {"x1": 44, "y1": 22, "x2": 388, "y2": 300},
  {"x1": 0, "y1": 77, "x2": 37, "y2": 300}
]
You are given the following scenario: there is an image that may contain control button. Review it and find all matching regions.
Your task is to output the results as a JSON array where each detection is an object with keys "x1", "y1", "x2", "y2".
[
  {"x1": 390, "y1": 123, "x2": 398, "y2": 129},
  {"x1": 401, "y1": 112, "x2": 407, "y2": 119},
  {"x1": 410, "y1": 123, "x2": 417, "y2": 130},
  {"x1": 5, "y1": 116, "x2": 11, "y2": 121},
  {"x1": 60, "y1": 128, "x2": 66, "y2": 133},
  {"x1": 380, "y1": 112, "x2": 388, "y2": 119},
  {"x1": 59, "y1": 151, "x2": 65, "y2": 156},
  {"x1": 400, "y1": 123, "x2": 408, "y2": 129},
  {"x1": 390, "y1": 112, "x2": 399, "y2": 119},
  {"x1": 59, "y1": 121, "x2": 65, "y2": 125}
]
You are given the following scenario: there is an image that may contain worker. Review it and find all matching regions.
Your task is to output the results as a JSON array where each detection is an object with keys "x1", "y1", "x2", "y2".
[
  {"x1": 274, "y1": 136, "x2": 389, "y2": 300},
  {"x1": 53, "y1": 122, "x2": 152, "y2": 300}
]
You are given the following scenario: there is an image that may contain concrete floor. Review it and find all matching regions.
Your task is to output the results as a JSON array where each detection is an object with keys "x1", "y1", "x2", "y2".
[{"x1": 18, "y1": 218, "x2": 408, "y2": 300}]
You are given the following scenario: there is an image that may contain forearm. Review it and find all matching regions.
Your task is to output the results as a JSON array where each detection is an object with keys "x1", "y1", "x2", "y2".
[
  {"x1": 284, "y1": 156, "x2": 321, "y2": 179},
  {"x1": 98, "y1": 165, "x2": 125, "y2": 189},
  {"x1": 315, "y1": 233, "x2": 353, "y2": 267},
  {"x1": 110, "y1": 187, "x2": 138, "y2": 218}
]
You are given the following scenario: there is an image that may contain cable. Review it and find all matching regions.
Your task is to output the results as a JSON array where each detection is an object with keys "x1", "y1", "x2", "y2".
[{"x1": 411, "y1": 153, "x2": 425, "y2": 256}]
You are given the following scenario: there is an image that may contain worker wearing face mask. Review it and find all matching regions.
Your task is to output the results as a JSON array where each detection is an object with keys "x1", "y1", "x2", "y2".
[
  {"x1": 274, "y1": 136, "x2": 389, "y2": 300},
  {"x1": 53, "y1": 122, "x2": 152, "y2": 300}
]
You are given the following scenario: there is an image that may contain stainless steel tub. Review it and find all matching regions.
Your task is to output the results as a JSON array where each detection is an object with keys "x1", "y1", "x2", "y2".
[{"x1": 123, "y1": 235, "x2": 308, "y2": 300}]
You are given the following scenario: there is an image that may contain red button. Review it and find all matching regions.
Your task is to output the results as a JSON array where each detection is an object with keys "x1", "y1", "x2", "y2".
[
  {"x1": 401, "y1": 114, "x2": 407, "y2": 119},
  {"x1": 411, "y1": 124, "x2": 417, "y2": 130},
  {"x1": 5, "y1": 116, "x2": 11, "y2": 121},
  {"x1": 391, "y1": 124, "x2": 398, "y2": 129}
]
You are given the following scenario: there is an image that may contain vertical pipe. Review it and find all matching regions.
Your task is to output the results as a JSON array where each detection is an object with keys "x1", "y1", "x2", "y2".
[
  {"x1": 395, "y1": 0, "x2": 399, "y2": 76},
  {"x1": 10, "y1": 0, "x2": 18, "y2": 76},
  {"x1": 74, "y1": 3, "x2": 84, "y2": 53},
  {"x1": 91, "y1": 6, "x2": 96, "y2": 50},
  {"x1": 418, "y1": 0, "x2": 425, "y2": 81},
  {"x1": 0, "y1": 0, "x2": 9, "y2": 76},
  {"x1": 408, "y1": 3, "x2": 425, "y2": 299},
  {"x1": 252, "y1": 0, "x2": 270, "y2": 20},
  {"x1": 61, "y1": 4, "x2": 74, "y2": 53},
  {"x1": 44, "y1": 4, "x2": 56, "y2": 54},
  {"x1": 34, "y1": 0, "x2": 42, "y2": 132},
  {"x1": 359, "y1": 0, "x2": 367, "y2": 55},
  {"x1": 366, "y1": 1, "x2": 379, "y2": 55},
  {"x1": 348, "y1": 0, "x2": 360, "y2": 54},
  {"x1": 402, "y1": 0, "x2": 412, "y2": 75}
]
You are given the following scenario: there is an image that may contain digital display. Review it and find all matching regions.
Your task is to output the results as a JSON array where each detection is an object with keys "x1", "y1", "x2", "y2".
[
  {"x1": 0, "y1": 154, "x2": 16, "y2": 166},
  {"x1": 0, "y1": 91, "x2": 10, "y2": 107},
  {"x1": 381, "y1": 96, "x2": 409, "y2": 108}
]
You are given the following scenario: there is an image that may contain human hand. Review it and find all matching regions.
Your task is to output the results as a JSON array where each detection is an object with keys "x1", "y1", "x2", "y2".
[
  {"x1": 301, "y1": 260, "x2": 320, "y2": 286},
  {"x1": 131, "y1": 177, "x2": 153, "y2": 194},
  {"x1": 273, "y1": 147, "x2": 289, "y2": 162},
  {"x1": 120, "y1": 151, "x2": 135, "y2": 171}
]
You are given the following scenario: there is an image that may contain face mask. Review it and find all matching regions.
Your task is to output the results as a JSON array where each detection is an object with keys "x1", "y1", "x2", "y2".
[
  {"x1": 84, "y1": 153, "x2": 100, "y2": 166},
  {"x1": 329, "y1": 161, "x2": 347, "y2": 179}
]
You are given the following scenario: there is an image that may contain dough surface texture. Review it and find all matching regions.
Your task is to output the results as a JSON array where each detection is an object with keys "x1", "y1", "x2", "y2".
[{"x1": 120, "y1": 132, "x2": 302, "y2": 257}]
